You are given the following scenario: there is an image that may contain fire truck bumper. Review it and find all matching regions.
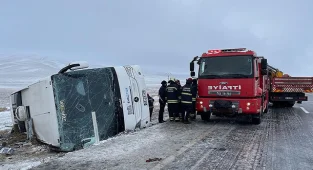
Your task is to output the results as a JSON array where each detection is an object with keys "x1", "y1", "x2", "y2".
[{"x1": 197, "y1": 98, "x2": 261, "y2": 115}]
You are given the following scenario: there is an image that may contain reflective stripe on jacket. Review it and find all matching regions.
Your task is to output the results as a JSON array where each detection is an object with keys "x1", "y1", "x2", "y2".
[
  {"x1": 166, "y1": 83, "x2": 179, "y2": 103},
  {"x1": 181, "y1": 84, "x2": 192, "y2": 104}
]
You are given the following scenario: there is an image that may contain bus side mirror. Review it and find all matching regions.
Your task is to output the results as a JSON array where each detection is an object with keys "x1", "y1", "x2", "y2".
[
  {"x1": 261, "y1": 59, "x2": 267, "y2": 70},
  {"x1": 190, "y1": 62, "x2": 194, "y2": 72},
  {"x1": 191, "y1": 71, "x2": 195, "y2": 77}
]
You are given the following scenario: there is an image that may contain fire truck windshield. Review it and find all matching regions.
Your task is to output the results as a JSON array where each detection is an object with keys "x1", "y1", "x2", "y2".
[{"x1": 198, "y1": 55, "x2": 254, "y2": 78}]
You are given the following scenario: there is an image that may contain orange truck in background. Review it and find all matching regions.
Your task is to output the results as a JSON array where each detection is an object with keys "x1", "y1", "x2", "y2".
[{"x1": 190, "y1": 48, "x2": 313, "y2": 124}]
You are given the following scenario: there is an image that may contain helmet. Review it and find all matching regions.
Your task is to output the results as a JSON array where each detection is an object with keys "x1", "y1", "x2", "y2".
[
  {"x1": 161, "y1": 80, "x2": 167, "y2": 85},
  {"x1": 175, "y1": 79, "x2": 180, "y2": 85},
  {"x1": 186, "y1": 78, "x2": 192, "y2": 84},
  {"x1": 169, "y1": 77, "x2": 176, "y2": 81}
]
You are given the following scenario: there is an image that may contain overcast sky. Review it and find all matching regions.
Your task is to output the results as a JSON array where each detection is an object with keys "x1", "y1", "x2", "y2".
[{"x1": 0, "y1": 0, "x2": 312, "y2": 76}]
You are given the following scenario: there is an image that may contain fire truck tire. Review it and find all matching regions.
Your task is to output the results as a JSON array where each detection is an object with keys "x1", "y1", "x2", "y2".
[
  {"x1": 200, "y1": 112, "x2": 210, "y2": 121},
  {"x1": 264, "y1": 102, "x2": 269, "y2": 113},
  {"x1": 252, "y1": 108, "x2": 262, "y2": 125},
  {"x1": 272, "y1": 102, "x2": 279, "y2": 107},
  {"x1": 252, "y1": 115, "x2": 261, "y2": 125},
  {"x1": 285, "y1": 101, "x2": 295, "y2": 107},
  {"x1": 286, "y1": 104, "x2": 294, "y2": 107}
]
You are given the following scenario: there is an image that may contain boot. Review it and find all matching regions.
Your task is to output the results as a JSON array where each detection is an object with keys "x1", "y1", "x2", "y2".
[
  {"x1": 184, "y1": 118, "x2": 191, "y2": 124},
  {"x1": 175, "y1": 117, "x2": 180, "y2": 122},
  {"x1": 180, "y1": 116, "x2": 183, "y2": 122},
  {"x1": 170, "y1": 117, "x2": 174, "y2": 121},
  {"x1": 190, "y1": 113, "x2": 195, "y2": 120}
]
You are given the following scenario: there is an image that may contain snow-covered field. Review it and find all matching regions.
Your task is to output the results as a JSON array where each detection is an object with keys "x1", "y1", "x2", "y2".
[
  {"x1": 0, "y1": 111, "x2": 11, "y2": 130},
  {"x1": 0, "y1": 56, "x2": 187, "y2": 89},
  {"x1": 0, "y1": 56, "x2": 64, "y2": 88}
]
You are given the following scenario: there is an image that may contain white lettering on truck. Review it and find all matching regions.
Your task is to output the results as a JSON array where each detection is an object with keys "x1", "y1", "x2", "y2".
[{"x1": 208, "y1": 85, "x2": 242, "y2": 90}]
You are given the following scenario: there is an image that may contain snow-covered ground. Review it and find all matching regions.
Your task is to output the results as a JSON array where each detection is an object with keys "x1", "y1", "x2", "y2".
[{"x1": 0, "y1": 111, "x2": 12, "y2": 130}]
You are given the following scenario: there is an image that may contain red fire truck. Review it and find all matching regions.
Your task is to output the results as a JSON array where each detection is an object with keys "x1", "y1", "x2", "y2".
[{"x1": 190, "y1": 48, "x2": 313, "y2": 124}]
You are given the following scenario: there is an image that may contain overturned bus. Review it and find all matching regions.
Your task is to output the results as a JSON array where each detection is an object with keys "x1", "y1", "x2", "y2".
[{"x1": 10, "y1": 62, "x2": 150, "y2": 151}]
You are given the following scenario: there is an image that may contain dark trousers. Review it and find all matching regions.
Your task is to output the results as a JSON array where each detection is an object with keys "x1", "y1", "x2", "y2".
[
  {"x1": 182, "y1": 104, "x2": 192, "y2": 121},
  {"x1": 178, "y1": 102, "x2": 183, "y2": 118},
  {"x1": 149, "y1": 107, "x2": 153, "y2": 120},
  {"x1": 168, "y1": 103, "x2": 179, "y2": 118},
  {"x1": 192, "y1": 101, "x2": 196, "y2": 113},
  {"x1": 159, "y1": 102, "x2": 165, "y2": 122}
]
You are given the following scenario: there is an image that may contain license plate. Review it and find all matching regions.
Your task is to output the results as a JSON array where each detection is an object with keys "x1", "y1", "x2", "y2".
[
  {"x1": 285, "y1": 97, "x2": 293, "y2": 99},
  {"x1": 216, "y1": 92, "x2": 232, "y2": 96}
]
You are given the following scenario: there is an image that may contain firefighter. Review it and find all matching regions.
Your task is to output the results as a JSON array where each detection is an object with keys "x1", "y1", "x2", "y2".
[
  {"x1": 166, "y1": 79, "x2": 180, "y2": 121},
  {"x1": 175, "y1": 79, "x2": 183, "y2": 122},
  {"x1": 147, "y1": 93, "x2": 154, "y2": 121},
  {"x1": 181, "y1": 78, "x2": 193, "y2": 124},
  {"x1": 158, "y1": 80, "x2": 167, "y2": 123},
  {"x1": 191, "y1": 78, "x2": 197, "y2": 120}
]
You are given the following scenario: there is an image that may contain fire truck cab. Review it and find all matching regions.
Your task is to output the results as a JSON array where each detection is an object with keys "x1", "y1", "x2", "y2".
[{"x1": 190, "y1": 48, "x2": 269, "y2": 124}]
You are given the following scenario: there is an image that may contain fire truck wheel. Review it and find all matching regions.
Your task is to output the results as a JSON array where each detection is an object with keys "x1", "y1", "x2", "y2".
[
  {"x1": 252, "y1": 111, "x2": 262, "y2": 125},
  {"x1": 264, "y1": 102, "x2": 269, "y2": 113},
  {"x1": 286, "y1": 101, "x2": 295, "y2": 107},
  {"x1": 200, "y1": 112, "x2": 211, "y2": 121},
  {"x1": 252, "y1": 116, "x2": 261, "y2": 125}
]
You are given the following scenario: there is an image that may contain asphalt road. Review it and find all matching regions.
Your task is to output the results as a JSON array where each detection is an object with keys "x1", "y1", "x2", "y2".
[{"x1": 31, "y1": 94, "x2": 313, "y2": 170}]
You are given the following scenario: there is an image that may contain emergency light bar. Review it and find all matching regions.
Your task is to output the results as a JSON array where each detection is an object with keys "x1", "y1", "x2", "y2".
[
  {"x1": 221, "y1": 48, "x2": 247, "y2": 52},
  {"x1": 207, "y1": 48, "x2": 248, "y2": 54}
]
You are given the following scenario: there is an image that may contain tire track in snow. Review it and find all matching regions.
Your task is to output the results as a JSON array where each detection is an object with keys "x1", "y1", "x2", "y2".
[
  {"x1": 194, "y1": 123, "x2": 262, "y2": 170},
  {"x1": 151, "y1": 120, "x2": 233, "y2": 170}
]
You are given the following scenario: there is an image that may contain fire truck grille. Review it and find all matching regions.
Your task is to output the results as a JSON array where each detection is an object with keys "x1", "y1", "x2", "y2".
[{"x1": 210, "y1": 100, "x2": 239, "y2": 109}]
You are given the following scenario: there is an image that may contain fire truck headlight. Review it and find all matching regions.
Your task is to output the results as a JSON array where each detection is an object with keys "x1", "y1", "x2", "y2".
[
  {"x1": 247, "y1": 102, "x2": 251, "y2": 106},
  {"x1": 200, "y1": 101, "x2": 203, "y2": 104},
  {"x1": 231, "y1": 105, "x2": 236, "y2": 108},
  {"x1": 209, "y1": 104, "x2": 213, "y2": 108}
]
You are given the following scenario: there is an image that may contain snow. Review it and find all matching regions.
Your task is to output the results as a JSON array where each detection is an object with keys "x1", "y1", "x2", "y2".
[
  {"x1": 0, "y1": 56, "x2": 63, "y2": 88},
  {"x1": 1, "y1": 160, "x2": 42, "y2": 170},
  {"x1": 0, "y1": 111, "x2": 12, "y2": 130}
]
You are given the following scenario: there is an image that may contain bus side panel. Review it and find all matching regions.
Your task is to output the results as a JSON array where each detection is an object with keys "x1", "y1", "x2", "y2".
[{"x1": 114, "y1": 66, "x2": 137, "y2": 130}]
